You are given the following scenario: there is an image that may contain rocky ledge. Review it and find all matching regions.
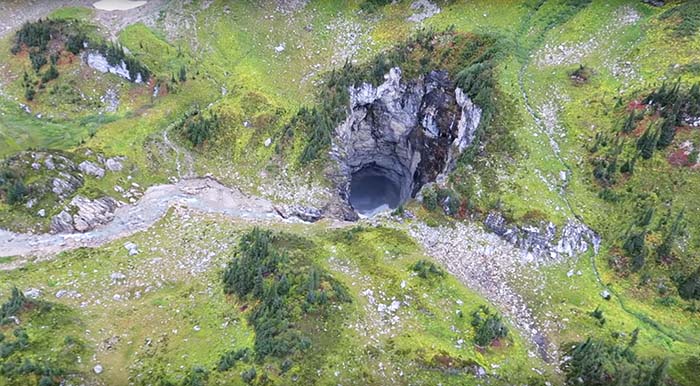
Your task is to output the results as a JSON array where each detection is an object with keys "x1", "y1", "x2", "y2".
[
  {"x1": 51, "y1": 195, "x2": 121, "y2": 233},
  {"x1": 484, "y1": 212, "x2": 601, "y2": 261}
]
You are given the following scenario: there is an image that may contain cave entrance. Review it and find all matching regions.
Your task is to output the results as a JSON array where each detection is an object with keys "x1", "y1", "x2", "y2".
[{"x1": 348, "y1": 164, "x2": 403, "y2": 216}]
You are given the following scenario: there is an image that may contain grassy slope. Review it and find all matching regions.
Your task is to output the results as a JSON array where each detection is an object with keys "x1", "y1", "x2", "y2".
[
  {"x1": 0, "y1": 211, "x2": 545, "y2": 385},
  {"x1": 0, "y1": 0, "x2": 699, "y2": 384}
]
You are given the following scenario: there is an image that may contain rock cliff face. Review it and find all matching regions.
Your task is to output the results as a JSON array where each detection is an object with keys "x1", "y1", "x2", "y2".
[
  {"x1": 332, "y1": 67, "x2": 482, "y2": 215},
  {"x1": 484, "y1": 212, "x2": 601, "y2": 261},
  {"x1": 83, "y1": 51, "x2": 144, "y2": 83}
]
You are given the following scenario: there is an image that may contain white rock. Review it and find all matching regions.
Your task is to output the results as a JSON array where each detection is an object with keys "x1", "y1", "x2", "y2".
[
  {"x1": 124, "y1": 242, "x2": 139, "y2": 256},
  {"x1": 25, "y1": 288, "x2": 42, "y2": 299},
  {"x1": 94, "y1": 364, "x2": 103, "y2": 374},
  {"x1": 110, "y1": 272, "x2": 127, "y2": 282}
]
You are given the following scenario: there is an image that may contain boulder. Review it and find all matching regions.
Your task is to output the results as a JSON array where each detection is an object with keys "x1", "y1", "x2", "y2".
[
  {"x1": 24, "y1": 288, "x2": 42, "y2": 299},
  {"x1": 104, "y1": 157, "x2": 125, "y2": 172},
  {"x1": 51, "y1": 210, "x2": 75, "y2": 234},
  {"x1": 276, "y1": 205, "x2": 323, "y2": 222},
  {"x1": 79, "y1": 160, "x2": 106, "y2": 179},
  {"x1": 71, "y1": 196, "x2": 119, "y2": 232},
  {"x1": 50, "y1": 196, "x2": 119, "y2": 233},
  {"x1": 124, "y1": 242, "x2": 139, "y2": 256},
  {"x1": 52, "y1": 172, "x2": 83, "y2": 199}
]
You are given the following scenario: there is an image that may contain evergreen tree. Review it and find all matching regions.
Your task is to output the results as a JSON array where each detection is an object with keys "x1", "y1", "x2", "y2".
[
  {"x1": 179, "y1": 65, "x2": 187, "y2": 82},
  {"x1": 656, "y1": 210, "x2": 685, "y2": 261},
  {"x1": 6, "y1": 180, "x2": 27, "y2": 205},
  {"x1": 629, "y1": 327, "x2": 640, "y2": 347},
  {"x1": 252, "y1": 268, "x2": 264, "y2": 299},
  {"x1": 637, "y1": 125, "x2": 658, "y2": 160},
  {"x1": 688, "y1": 82, "x2": 700, "y2": 117},
  {"x1": 624, "y1": 231, "x2": 647, "y2": 271},
  {"x1": 638, "y1": 207, "x2": 654, "y2": 227},
  {"x1": 620, "y1": 156, "x2": 636, "y2": 174},
  {"x1": 41, "y1": 64, "x2": 59, "y2": 83},
  {"x1": 1, "y1": 288, "x2": 28, "y2": 323},
  {"x1": 622, "y1": 111, "x2": 639, "y2": 133},
  {"x1": 678, "y1": 267, "x2": 700, "y2": 300},
  {"x1": 656, "y1": 118, "x2": 676, "y2": 149}
]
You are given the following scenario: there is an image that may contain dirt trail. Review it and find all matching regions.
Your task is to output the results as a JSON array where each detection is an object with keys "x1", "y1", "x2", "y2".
[{"x1": 0, "y1": 177, "x2": 291, "y2": 263}]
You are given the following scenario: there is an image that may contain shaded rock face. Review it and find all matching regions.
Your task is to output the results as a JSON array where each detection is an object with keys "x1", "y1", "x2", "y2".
[
  {"x1": 484, "y1": 212, "x2": 601, "y2": 261},
  {"x1": 333, "y1": 67, "x2": 481, "y2": 216},
  {"x1": 51, "y1": 196, "x2": 120, "y2": 234}
]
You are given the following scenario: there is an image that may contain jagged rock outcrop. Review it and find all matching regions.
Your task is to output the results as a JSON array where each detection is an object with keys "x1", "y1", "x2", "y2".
[
  {"x1": 51, "y1": 196, "x2": 120, "y2": 233},
  {"x1": 407, "y1": 0, "x2": 440, "y2": 23},
  {"x1": 332, "y1": 67, "x2": 482, "y2": 214},
  {"x1": 484, "y1": 212, "x2": 601, "y2": 261},
  {"x1": 104, "y1": 157, "x2": 125, "y2": 172},
  {"x1": 274, "y1": 205, "x2": 323, "y2": 222},
  {"x1": 52, "y1": 172, "x2": 83, "y2": 199},
  {"x1": 83, "y1": 51, "x2": 144, "y2": 83},
  {"x1": 79, "y1": 160, "x2": 106, "y2": 179}
]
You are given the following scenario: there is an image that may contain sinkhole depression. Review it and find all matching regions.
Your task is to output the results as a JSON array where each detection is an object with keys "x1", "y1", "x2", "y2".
[
  {"x1": 349, "y1": 164, "x2": 404, "y2": 216},
  {"x1": 334, "y1": 68, "x2": 483, "y2": 217}
]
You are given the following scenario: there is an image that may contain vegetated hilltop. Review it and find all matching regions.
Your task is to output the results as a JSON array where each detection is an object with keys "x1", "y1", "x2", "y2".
[{"x1": 0, "y1": 1, "x2": 699, "y2": 385}]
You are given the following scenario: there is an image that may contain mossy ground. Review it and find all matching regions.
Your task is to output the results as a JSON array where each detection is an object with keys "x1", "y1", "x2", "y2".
[
  {"x1": 1, "y1": 0, "x2": 700, "y2": 384},
  {"x1": 0, "y1": 209, "x2": 544, "y2": 385}
]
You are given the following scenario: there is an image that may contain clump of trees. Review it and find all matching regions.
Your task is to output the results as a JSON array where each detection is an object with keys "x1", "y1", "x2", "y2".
[
  {"x1": 0, "y1": 288, "x2": 30, "y2": 325},
  {"x1": 421, "y1": 185, "x2": 463, "y2": 216},
  {"x1": 12, "y1": 18, "x2": 150, "y2": 91},
  {"x1": 470, "y1": 306, "x2": 509, "y2": 347},
  {"x1": 178, "y1": 109, "x2": 220, "y2": 147},
  {"x1": 562, "y1": 337, "x2": 668, "y2": 386},
  {"x1": 620, "y1": 208, "x2": 686, "y2": 274},
  {"x1": 676, "y1": 267, "x2": 700, "y2": 300},
  {"x1": 659, "y1": 1, "x2": 700, "y2": 37},
  {"x1": 0, "y1": 289, "x2": 74, "y2": 386},
  {"x1": 221, "y1": 228, "x2": 351, "y2": 369},
  {"x1": 591, "y1": 80, "x2": 700, "y2": 185},
  {"x1": 411, "y1": 259, "x2": 446, "y2": 280},
  {"x1": 12, "y1": 19, "x2": 57, "y2": 54},
  {"x1": 217, "y1": 348, "x2": 251, "y2": 372},
  {"x1": 96, "y1": 42, "x2": 151, "y2": 81},
  {"x1": 0, "y1": 164, "x2": 30, "y2": 205}
]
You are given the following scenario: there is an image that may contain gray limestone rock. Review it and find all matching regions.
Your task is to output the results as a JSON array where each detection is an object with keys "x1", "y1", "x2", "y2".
[
  {"x1": 79, "y1": 160, "x2": 106, "y2": 179},
  {"x1": 332, "y1": 67, "x2": 482, "y2": 214},
  {"x1": 484, "y1": 211, "x2": 600, "y2": 261},
  {"x1": 104, "y1": 157, "x2": 125, "y2": 172},
  {"x1": 50, "y1": 196, "x2": 119, "y2": 233}
]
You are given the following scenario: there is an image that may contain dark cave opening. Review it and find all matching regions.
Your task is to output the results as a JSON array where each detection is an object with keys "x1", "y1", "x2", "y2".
[{"x1": 348, "y1": 164, "x2": 403, "y2": 216}]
